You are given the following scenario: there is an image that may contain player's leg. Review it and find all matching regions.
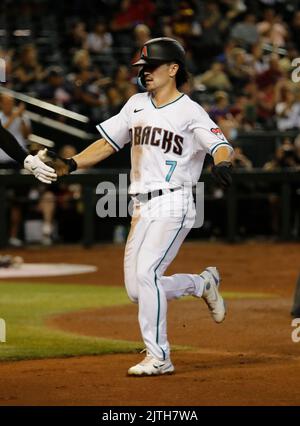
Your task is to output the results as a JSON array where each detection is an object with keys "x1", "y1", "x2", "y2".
[
  {"x1": 161, "y1": 267, "x2": 226, "y2": 324},
  {"x1": 124, "y1": 191, "x2": 192, "y2": 304},
  {"x1": 161, "y1": 273, "x2": 204, "y2": 299},
  {"x1": 134, "y1": 217, "x2": 190, "y2": 362},
  {"x1": 124, "y1": 209, "x2": 149, "y2": 303}
]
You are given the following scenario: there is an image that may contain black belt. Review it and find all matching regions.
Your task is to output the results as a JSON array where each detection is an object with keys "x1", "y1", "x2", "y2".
[{"x1": 133, "y1": 187, "x2": 181, "y2": 203}]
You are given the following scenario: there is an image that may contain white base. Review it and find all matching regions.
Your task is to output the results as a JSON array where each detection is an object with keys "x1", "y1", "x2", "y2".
[{"x1": 0, "y1": 263, "x2": 97, "y2": 278}]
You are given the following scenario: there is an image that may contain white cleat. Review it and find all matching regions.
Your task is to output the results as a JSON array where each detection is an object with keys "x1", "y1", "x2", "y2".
[
  {"x1": 128, "y1": 351, "x2": 175, "y2": 376},
  {"x1": 200, "y1": 266, "x2": 226, "y2": 323}
]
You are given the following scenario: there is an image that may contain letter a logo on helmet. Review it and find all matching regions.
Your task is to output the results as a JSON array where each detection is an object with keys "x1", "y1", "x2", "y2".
[
  {"x1": 141, "y1": 46, "x2": 148, "y2": 58},
  {"x1": 132, "y1": 37, "x2": 186, "y2": 67}
]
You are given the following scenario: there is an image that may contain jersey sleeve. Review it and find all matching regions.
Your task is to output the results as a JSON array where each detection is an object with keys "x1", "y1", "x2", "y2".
[
  {"x1": 96, "y1": 100, "x2": 131, "y2": 152},
  {"x1": 189, "y1": 107, "x2": 233, "y2": 156},
  {"x1": 0, "y1": 122, "x2": 28, "y2": 164}
]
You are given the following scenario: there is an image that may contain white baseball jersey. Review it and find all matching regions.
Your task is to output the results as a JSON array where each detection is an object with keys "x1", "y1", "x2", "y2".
[{"x1": 96, "y1": 92, "x2": 232, "y2": 194}]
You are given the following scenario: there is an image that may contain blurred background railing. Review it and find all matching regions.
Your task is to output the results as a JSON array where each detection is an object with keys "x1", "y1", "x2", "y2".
[{"x1": 0, "y1": 169, "x2": 299, "y2": 248}]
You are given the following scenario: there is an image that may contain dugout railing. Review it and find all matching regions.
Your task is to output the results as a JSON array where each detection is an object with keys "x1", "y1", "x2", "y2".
[{"x1": 0, "y1": 168, "x2": 299, "y2": 247}]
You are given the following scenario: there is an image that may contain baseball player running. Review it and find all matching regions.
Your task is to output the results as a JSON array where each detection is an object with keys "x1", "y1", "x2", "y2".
[
  {"x1": 43, "y1": 37, "x2": 233, "y2": 376},
  {"x1": 0, "y1": 121, "x2": 57, "y2": 183}
]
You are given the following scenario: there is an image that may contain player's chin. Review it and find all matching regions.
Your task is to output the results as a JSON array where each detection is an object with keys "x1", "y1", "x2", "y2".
[{"x1": 145, "y1": 80, "x2": 155, "y2": 91}]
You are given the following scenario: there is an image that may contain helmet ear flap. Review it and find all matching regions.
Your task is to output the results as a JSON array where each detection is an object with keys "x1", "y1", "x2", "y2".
[{"x1": 137, "y1": 67, "x2": 147, "y2": 91}]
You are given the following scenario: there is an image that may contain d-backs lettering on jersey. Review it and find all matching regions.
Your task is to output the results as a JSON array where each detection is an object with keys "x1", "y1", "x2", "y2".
[
  {"x1": 96, "y1": 92, "x2": 233, "y2": 193},
  {"x1": 130, "y1": 126, "x2": 183, "y2": 155}
]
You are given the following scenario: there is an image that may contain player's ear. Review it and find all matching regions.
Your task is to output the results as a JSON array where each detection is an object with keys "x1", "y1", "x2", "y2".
[{"x1": 169, "y1": 63, "x2": 179, "y2": 78}]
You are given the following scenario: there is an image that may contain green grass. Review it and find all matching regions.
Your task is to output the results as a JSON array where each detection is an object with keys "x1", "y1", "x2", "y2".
[
  {"x1": 0, "y1": 282, "x2": 141, "y2": 362},
  {"x1": 222, "y1": 291, "x2": 278, "y2": 299},
  {"x1": 0, "y1": 283, "x2": 278, "y2": 362}
]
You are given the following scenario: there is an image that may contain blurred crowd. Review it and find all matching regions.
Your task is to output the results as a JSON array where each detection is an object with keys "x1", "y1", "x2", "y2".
[
  {"x1": 1, "y1": 0, "x2": 300, "y2": 244},
  {"x1": 1, "y1": 0, "x2": 300, "y2": 132}
]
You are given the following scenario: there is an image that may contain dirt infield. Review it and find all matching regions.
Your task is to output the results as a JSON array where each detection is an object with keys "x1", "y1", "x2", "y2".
[{"x1": 0, "y1": 242, "x2": 300, "y2": 405}]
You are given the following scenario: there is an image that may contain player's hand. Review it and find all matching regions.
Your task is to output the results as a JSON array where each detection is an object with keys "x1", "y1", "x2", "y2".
[
  {"x1": 38, "y1": 148, "x2": 77, "y2": 177},
  {"x1": 211, "y1": 161, "x2": 233, "y2": 189},
  {"x1": 16, "y1": 102, "x2": 26, "y2": 116},
  {"x1": 24, "y1": 152, "x2": 57, "y2": 184}
]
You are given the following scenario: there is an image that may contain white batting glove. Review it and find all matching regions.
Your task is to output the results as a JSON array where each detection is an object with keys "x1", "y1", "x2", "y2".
[{"x1": 24, "y1": 150, "x2": 57, "y2": 184}]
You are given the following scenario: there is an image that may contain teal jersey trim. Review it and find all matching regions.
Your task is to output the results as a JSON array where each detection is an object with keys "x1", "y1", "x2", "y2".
[
  {"x1": 151, "y1": 93, "x2": 185, "y2": 109},
  {"x1": 97, "y1": 124, "x2": 121, "y2": 151},
  {"x1": 153, "y1": 212, "x2": 187, "y2": 360},
  {"x1": 210, "y1": 142, "x2": 232, "y2": 155}
]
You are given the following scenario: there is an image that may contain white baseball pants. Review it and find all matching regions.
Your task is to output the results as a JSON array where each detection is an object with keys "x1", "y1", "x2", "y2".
[{"x1": 124, "y1": 190, "x2": 206, "y2": 361}]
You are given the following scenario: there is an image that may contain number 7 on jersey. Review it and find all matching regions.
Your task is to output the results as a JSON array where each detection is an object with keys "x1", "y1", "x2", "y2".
[{"x1": 165, "y1": 160, "x2": 177, "y2": 182}]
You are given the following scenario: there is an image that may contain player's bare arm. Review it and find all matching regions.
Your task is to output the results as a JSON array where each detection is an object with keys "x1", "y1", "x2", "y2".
[
  {"x1": 38, "y1": 138, "x2": 116, "y2": 176},
  {"x1": 73, "y1": 138, "x2": 115, "y2": 169},
  {"x1": 213, "y1": 146, "x2": 233, "y2": 165}
]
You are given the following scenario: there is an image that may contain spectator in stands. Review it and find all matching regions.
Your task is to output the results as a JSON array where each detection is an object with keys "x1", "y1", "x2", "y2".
[
  {"x1": 248, "y1": 42, "x2": 269, "y2": 74},
  {"x1": 195, "y1": 62, "x2": 232, "y2": 91},
  {"x1": 71, "y1": 67, "x2": 107, "y2": 123},
  {"x1": 291, "y1": 11, "x2": 300, "y2": 52},
  {"x1": 160, "y1": 15, "x2": 182, "y2": 43},
  {"x1": 111, "y1": 0, "x2": 155, "y2": 33},
  {"x1": 123, "y1": 83, "x2": 138, "y2": 101},
  {"x1": 256, "y1": 82, "x2": 277, "y2": 128},
  {"x1": 198, "y1": 1, "x2": 224, "y2": 58},
  {"x1": 275, "y1": 89, "x2": 300, "y2": 131},
  {"x1": 36, "y1": 189, "x2": 57, "y2": 246},
  {"x1": 72, "y1": 49, "x2": 92, "y2": 73},
  {"x1": 257, "y1": 8, "x2": 288, "y2": 47},
  {"x1": 222, "y1": 0, "x2": 247, "y2": 21},
  {"x1": 13, "y1": 44, "x2": 46, "y2": 92},
  {"x1": 38, "y1": 66, "x2": 74, "y2": 109},
  {"x1": 227, "y1": 47, "x2": 253, "y2": 88},
  {"x1": 56, "y1": 144, "x2": 83, "y2": 243},
  {"x1": 170, "y1": 1, "x2": 202, "y2": 44},
  {"x1": 256, "y1": 54, "x2": 283, "y2": 89},
  {"x1": 209, "y1": 90, "x2": 231, "y2": 123},
  {"x1": 231, "y1": 13, "x2": 259, "y2": 48},
  {"x1": 255, "y1": 55, "x2": 283, "y2": 128},
  {"x1": 232, "y1": 146, "x2": 253, "y2": 169},
  {"x1": 86, "y1": 21, "x2": 113, "y2": 54},
  {"x1": 105, "y1": 85, "x2": 125, "y2": 116},
  {"x1": 278, "y1": 44, "x2": 300, "y2": 79},
  {"x1": 64, "y1": 21, "x2": 88, "y2": 54},
  {"x1": 114, "y1": 64, "x2": 132, "y2": 93},
  {"x1": 263, "y1": 138, "x2": 298, "y2": 235},
  {"x1": 215, "y1": 39, "x2": 237, "y2": 67},
  {"x1": 217, "y1": 113, "x2": 239, "y2": 144},
  {"x1": 230, "y1": 93, "x2": 257, "y2": 130},
  {"x1": 0, "y1": 94, "x2": 31, "y2": 247},
  {"x1": 134, "y1": 24, "x2": 151, "y2": 47},
  {"x1": 0, "y1": 48, "x2": 14, "y2": 88},
  {"x1": 264, "y1": 138, "x2": 298, "y2": 170},
  {"x1": 0, "y1": 94, "x2": 31, "y2": 158},
  {"x1": 131, "y1": 24, "x2": 151, "y2": 65}
]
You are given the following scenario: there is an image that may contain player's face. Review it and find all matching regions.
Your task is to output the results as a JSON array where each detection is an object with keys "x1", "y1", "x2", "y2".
[{"x1": 143, "y1": 63, "x2": 179, "y2": 92}]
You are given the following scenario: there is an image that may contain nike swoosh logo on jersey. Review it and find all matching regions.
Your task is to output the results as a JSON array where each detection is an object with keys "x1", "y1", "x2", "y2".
[{"x1": 134, "y1": 108, "x2": 144, "y2": 113}]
